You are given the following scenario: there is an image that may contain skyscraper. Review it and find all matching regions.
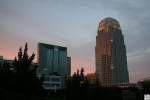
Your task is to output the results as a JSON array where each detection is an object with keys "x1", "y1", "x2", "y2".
[
  {"x1": 95, "y1": 17, "x2": 129, "y2": 86},
  {"x1": 37, "y1": 43, "x2": 71, "y2": 90}
]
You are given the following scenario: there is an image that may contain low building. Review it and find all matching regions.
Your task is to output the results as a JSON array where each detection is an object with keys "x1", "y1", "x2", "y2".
[
  {"x1": 0, "y1": 57, "x2": 13, "y2": 71},
  {"x1": 0, "y1": 57, "x2": 13, "y2": 67},
  {"x1": 42, "y1": 75, "x2": 65, "y2": 91},
  {"x1": 0, "y1": 56, "x2": 3, "y2": 60},
  {"x1": 86, "y1": 73, "x2": 97, "y2": 86}
]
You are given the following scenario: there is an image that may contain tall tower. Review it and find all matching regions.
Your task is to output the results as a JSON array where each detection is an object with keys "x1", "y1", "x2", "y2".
[{"x1": 95, "y1": 17, "x2": 129, "y2": 86}]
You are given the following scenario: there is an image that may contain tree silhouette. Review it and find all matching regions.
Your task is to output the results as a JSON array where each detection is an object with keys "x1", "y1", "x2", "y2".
[
  {"x1": 12, "y1": 43, "x2": 43, "y2": 96},
  {"x1": 0, "y1": 43, "x2": 43, "y2": 98},
  {"x1": 13, "y1": 43, "x2": 36, "y2": 74},
  {"x1": 66, "y1": 67, "x2": 89, "y2": 100}
]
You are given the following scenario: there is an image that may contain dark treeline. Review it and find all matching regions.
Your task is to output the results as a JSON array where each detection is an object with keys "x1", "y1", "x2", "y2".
[
  {"x1": 0, "y1": 43, "x2": 44, "y2": 100},
  {"x1": 65, "y1": 68, "x2": 123, "y2": 100}
]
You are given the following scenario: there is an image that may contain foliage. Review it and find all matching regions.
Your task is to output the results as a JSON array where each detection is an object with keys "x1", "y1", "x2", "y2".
[
  {"x1": 0, "y1": 43, "x2": 43, "y2": 97},
  {"x1": 66, "y1": 68, "x2": 89, "y2": 100}
]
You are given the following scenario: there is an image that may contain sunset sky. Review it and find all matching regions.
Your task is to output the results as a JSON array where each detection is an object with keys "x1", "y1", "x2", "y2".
[{"x1": 0, "y1": 0, "x2": 150, "y2": 83}]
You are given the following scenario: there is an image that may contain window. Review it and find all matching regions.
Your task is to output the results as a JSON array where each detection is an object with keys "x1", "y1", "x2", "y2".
[{"x1": 51, "y1": 77, "x2": 60, "y2": 82}]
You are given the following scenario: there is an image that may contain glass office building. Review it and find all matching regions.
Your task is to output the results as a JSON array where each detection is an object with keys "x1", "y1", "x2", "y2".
[{"x1": 37, "y1": 43, "x2": 71, "y2": 90}]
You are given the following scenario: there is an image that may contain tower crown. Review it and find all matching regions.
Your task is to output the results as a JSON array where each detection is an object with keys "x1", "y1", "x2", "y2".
[{"x1": 98, "y1": 17, "x2": 121, "y2": 32}]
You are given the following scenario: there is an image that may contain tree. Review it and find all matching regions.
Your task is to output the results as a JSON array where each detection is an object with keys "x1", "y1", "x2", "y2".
[
  {"x1": 12, "y1": 43, "x2": 43, "y2": 96},
  {"x1": 66, "y1": 67, "x2": 89, "y2": 100}
]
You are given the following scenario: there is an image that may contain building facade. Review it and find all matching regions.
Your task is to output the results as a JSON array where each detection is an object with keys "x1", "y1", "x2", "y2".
[
  {"x1": 0, "y1": 56, "x2": 3, "y2": 60},
  {"x1": 86, "y1": 73, "x2": 97, "y2": 86},
  {"x1": 67, "y1": 57, "x2": 71, "y2": 78},
  {"x1": 37, "y1": 43, "x2": 71, "y2": 90},
  {"x1": 0, "y1": 56, "x2": 13, "y2": 67},
  {"x1": 95, "y1": 17, "x2": 129, "y2": 86}
]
